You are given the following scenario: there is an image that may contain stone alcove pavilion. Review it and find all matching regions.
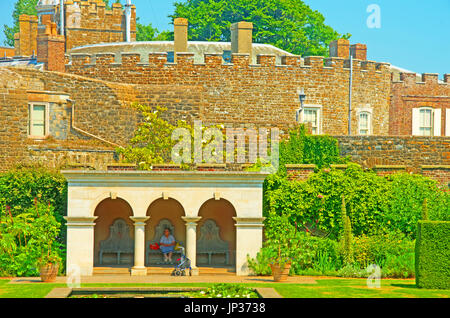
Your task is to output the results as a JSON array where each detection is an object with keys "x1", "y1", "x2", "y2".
[{"x1": 63, "y1": 169, "x2": 268, "y2": 276}]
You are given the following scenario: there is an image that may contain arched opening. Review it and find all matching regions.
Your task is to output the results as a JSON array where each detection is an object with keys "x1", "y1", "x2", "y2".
[
  {"x1": 145, "y1": 198, "x2": 186, "y2": 266},
  {"x1": 93, "y1": 198, "x2": 134, "y2": 267},
  {"x1": 197, "y1": 199, "x2": 237, "y2": 268}
]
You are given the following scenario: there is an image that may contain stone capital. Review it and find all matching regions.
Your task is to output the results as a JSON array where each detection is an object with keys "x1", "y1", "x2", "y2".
[
  {"x1": 64, "y1": 216, "x2": 98, "y2": 227},
  {"x1": 130, "y1": 216, "x2": 150, "y2": 225},
  {"x1": 233, "y1": 217, "x2": 265, "y2": 228},
  {"x1": 182, "y1": 216, "x2": 202, "y2": 225}
]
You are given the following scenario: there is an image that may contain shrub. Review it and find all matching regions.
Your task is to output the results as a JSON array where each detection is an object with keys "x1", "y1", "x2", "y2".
[
  {"x1": 351, "y1": 231, "x2": 415, "y2": 278},
  {"x1": 279, "y1": 124, "x2": 347, "y2": 174},
  {"x1": 0, "y1": 202, "x2": 64, "y2": 277},
  {"x1": 248, "y1": 231, "x2": 342, "y2": 276},
  {"x1": 415, "y1": 221, "x2": 450, "y2": 289},
  {"x1": 385, "y1": 173, "x2": 450, "y2": 238},
  {"x1": 0, "y1": 166, "x2": 67, "y2": 225},
  {"x1": 265, "y1": 164, "x2": 391, "y2": 239}
]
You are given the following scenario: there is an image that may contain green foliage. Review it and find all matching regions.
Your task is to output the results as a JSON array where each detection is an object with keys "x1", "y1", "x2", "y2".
[
  {"x1": 265, "y1": 164, "x2": 391, "y2": 240},
  {"x1": 0, "y1": 166, "x2": 67, "y2": 226},
  {"x1": 340, "y1": 196, "x2": 353, "y2": 265},
  {"x1": 422, "y1": 198, "x2": 428, "y2": 220},
  {"x1": 262, "y1": 213, "x2": 301, "y2": 267},
  {"x1": 118, "y1": 104, "x2": 228, "y2": 169},
  {"x1": 384, "y1": 173, "x2": 449, "y2": 237},
  {"x1": 279, "y1": 125, "x2": 347, "y2": 174},
  {"x1": 264, "y1": 165, "x2": 449, "y2": 240},
  {"x1": 415, "y1": 221, "x2": 450, "y2": 289},
  {"x1": 196, "y1": 283, "x2": 258, "y2": 298},
  {"x1": 0, "y1": 202, "x2": 63, "y2": 277},
  {"x1": 172, "y1": 0, "x2": 350, "y2": 56},
  {"x1": 248, "y1": 231, "x2": 342, "y2": 276},
  {"x1": 3, "y1": 0, "x2": 38, "y2": 46},
  {"x1": 136, "y1": 20, "x2": 173, "y2": 41}
]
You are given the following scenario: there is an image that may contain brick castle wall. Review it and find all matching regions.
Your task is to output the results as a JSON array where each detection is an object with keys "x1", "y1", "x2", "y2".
[
  {"x1": 390, "y1": 73, "x2": 450, "y2": 135},
  {"x1": 66, "y1": 52, "x2": 392, "y2": 136},
  {"x1": 336, "y1": 135, "x2": 450, "y2": 172}
]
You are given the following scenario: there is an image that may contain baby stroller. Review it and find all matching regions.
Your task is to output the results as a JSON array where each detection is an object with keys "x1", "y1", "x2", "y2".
[{"x1": 171, "y1": 245, "x2": 192, "y2": 276}]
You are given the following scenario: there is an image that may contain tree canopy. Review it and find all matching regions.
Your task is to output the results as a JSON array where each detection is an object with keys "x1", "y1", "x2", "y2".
[{"x1": 170, "y1": 0, "x2": 350, "y2": 56}]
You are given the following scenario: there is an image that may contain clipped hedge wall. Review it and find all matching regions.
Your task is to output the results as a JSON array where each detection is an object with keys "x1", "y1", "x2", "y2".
[{"x1": 415, "y1": 221, "x2": 450, "y2": 289}]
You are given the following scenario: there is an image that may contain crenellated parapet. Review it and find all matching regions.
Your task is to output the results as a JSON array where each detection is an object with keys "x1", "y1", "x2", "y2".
[
  {"x1": 63, "y1": 0, "x2": 136, "y2": 50},
  {"x1": 66, "y1": 50, "x2": 392, "y2": 136},
  {"x1": 67, "y1": 51, "x2": 391, "y2": 77},
  {"x1": 389, "y1": 71, "x2": 450, "y2": 135}
]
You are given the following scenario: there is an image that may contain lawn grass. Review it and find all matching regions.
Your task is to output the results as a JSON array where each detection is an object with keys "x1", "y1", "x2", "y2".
[{"x1": 0, "y1": 277, "x2": 449, "y2": 298}]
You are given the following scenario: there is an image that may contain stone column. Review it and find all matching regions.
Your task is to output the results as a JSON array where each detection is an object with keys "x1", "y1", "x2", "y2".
[
  {"x1": 182, "y1": 216, "x2": 202, "y2": 276},
  {"x1": 233, "y1": 217, "x2": 265, "y2": 276},
  {"x1": 130, "y1": 216, "x2": 150, "y2": 276},
  {"x1": 64, "y1": 216, "x2": 98, "y2": 276}
]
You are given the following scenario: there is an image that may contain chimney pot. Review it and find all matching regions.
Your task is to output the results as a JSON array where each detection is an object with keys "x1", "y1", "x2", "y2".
[
  {"x1": 329, "y1": 39, "x2": 349, "y2": 58},
  {"x1": 231, "y1": 21, "x2": 253, "y2": 59}
]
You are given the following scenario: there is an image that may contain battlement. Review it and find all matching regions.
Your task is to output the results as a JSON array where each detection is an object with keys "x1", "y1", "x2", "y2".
[
  {"x1": 397, "y1": 72, "x2": 449, "y2": 85},
  {"x1": 63, "y1": 0, "x2": 136, "y2": 50},
  {"x1": 67, "y1": 51, "x2": 391, "y2": 75}
]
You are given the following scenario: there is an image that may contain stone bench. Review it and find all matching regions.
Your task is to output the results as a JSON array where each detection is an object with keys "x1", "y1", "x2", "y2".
[
  {"x1": 197, "y1": 219, "x2": 230, "y2": 265},
  {"x1": 146, "y1": 219, "x2": 183, "y2": 265},
  {"x1": 99, "y1": 218, "x2": 134, "y2": 265}
]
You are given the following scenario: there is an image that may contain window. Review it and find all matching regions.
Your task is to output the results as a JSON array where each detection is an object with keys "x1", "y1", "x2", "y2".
[
  {"x1": 412, "y1": 107, "x2": 441, "y2": 136},
  {"x1": 358, "y1": 111, "x2": 371, "y2": 135},
  {"x1": 28, "y1": 103, "x2": 48, "y2": 138},
  {"x1": 418, "y1": 108, "x2": 433, "y2": 136},
  {"x1": 302, "y1": 106, "x2": 321, "y2": 135}
]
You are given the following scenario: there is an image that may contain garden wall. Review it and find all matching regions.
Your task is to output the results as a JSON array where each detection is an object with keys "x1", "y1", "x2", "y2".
[{"x1": 336, "y1": 136, "x2": 450, "y2": 174}]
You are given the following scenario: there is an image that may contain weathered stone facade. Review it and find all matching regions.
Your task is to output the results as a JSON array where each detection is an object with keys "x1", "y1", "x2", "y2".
[
  {"x1": 336, "y1": 135, "x2": 450, "y2": 173},
  {"x1": 66, "y1": 51, "x2": 392, "y2": 136}
]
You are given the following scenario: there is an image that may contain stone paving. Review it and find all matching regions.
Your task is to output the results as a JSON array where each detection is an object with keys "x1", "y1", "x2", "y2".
[{"x1": 9, "y1": 275, "x2": 317, "y2": 285}]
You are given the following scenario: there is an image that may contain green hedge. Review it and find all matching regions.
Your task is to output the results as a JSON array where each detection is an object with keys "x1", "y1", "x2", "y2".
[{"x1": 415, "y1": 221, "x2": 450, "y2": 289}]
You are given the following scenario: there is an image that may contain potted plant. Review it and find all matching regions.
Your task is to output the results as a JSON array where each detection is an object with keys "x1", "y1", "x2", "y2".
[
  {"x1": 264, "y1": 214, "x2": 300, "y2": 282},
  {"x1": 38, "y1": 253, "x2": 61, "y2": 283},
  {"x1": 33, "y1": 204, "x2": 62, "y2": 283}
]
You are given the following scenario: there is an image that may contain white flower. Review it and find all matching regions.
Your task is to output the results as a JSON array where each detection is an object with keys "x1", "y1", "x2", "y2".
[
  {"x1": 217, "y1": 294, "x2": 222, "y2": 297},
  {"x1": 246, "y1": 295, "x2": 251, "y2": 298},
  {"x1": 200, "y1": 291, "x2": 205, "y2": 295}
]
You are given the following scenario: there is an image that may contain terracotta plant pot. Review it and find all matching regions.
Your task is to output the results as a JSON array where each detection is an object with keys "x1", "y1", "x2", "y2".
[
  {"x1": 40, "y1": 263, "x2": 59, "y2": 283},
  {"x1": 270, "y1": 262, "x2": 291, "y2": 282}
]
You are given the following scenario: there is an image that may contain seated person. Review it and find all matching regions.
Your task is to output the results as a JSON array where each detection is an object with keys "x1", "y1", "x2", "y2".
[{"x1": 160, "y1": 228, "x2": 176, "y2": 263}]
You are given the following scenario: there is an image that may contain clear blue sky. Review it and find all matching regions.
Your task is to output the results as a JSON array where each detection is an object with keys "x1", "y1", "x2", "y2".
[{"x1": 1, "y1": 0, "x2": 449, "y2": 75}]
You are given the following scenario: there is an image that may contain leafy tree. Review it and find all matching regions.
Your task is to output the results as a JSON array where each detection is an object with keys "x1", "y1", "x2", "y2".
[
  {"x1": 136, "y1": 20, "x2": 174, "y2": 41},
  {"x1": 3, "y1": 0, "x2": 38, "y2": 47},
  {"x1": 171, "y1": 0, "x2": 350, "y2": 56}
]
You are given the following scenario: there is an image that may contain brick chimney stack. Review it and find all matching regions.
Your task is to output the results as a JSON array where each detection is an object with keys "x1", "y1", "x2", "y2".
[
  {"x1": 231, "y1": 21, "x2": 253, "y2": 58},
  {"x1": 174, "y1": 18, "x2": 188, "y2": 62},
  {"x1": 329, "y1": 39, "x2": 350, "y2": 58},
  {"x1": 14, "y1": 14, "x2": 38, "y2": 56},
  {"x1": 37, "y1": 21, "x2": 66, "y2": 72},
  {"x1": 350, "y1": 43, "x2": 367, "y2": 60}
]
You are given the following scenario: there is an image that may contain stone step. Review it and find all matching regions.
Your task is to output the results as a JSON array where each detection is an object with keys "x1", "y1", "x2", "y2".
[{"x1": 94, "y1": 266, "x2": 236, "y2": 276}]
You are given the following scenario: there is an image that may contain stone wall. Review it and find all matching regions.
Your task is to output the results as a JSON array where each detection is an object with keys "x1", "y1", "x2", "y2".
[
  {"x1": 64, "y1": 0, "x2": 136, "y2": 51},
  {"x1": 66, "y1": 51, "x2": 392, "y2": 136},
  {"x1": 390, "y1": 73, "x2": 450, "y2": 136},
  {"x1": 336, "y1": 136, "x2": 450, "y2": 172},
  {"x1": 287, "y1": 163, "x2": 449, "y2": 187}
]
